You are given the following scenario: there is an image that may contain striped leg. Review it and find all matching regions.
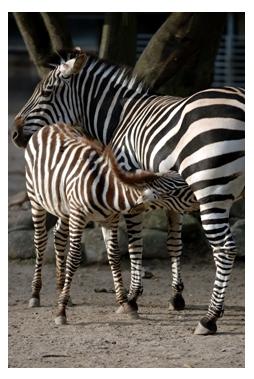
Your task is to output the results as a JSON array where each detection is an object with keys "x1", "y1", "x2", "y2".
[
  {"x1": 101, "y1": 219, "x2": 130, "y2": 310},
  {"x1": 166, "y1": 210, "x2": 185, "y2": 311},
  {"x1": 194, "y1": 204, "x2": 237, "y2": 335},
  {"x1": 125, "y1": 213, "x2": 143, "y2": 307},
  {"x1": 102, "y1": 213, "x2": 143, "y2": 316},
  {"x1": 55, "y1": 210, "x2": 86, "y2": 325},
  {"x1": 54, "y1": 218, "x2": 69, "y2": 293},
  {"x1": 29, "y1": 202, "x2": 47, "y2": 308}
]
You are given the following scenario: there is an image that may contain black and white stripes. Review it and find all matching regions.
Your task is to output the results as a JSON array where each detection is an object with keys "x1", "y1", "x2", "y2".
[
  {"x1": 14, "y1": 49, "x2": 244, "y2": 334},
  {"x1": 25, "y1": 123, "x2": 198, "y2": 324}
]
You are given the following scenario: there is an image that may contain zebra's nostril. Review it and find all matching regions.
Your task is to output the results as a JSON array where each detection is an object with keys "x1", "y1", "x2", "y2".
[{"x1": 12, "y1": 131, "x2": 18, "y2": 141}]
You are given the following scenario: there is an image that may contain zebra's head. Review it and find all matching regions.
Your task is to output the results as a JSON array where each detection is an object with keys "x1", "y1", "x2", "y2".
[
  {"x1": 134, "y1": 171, "x2": 199, "y2": 212},
  {"x1": 12, "y1": 49, "x2": 88, "y2": 148}
]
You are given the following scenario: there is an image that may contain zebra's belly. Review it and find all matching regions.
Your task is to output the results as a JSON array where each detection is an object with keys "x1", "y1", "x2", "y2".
[
  {"x1": 83, "y1": 208, "x2": 119, "y2": 227},
  {"x1": 34, "y1": 189, "x2": 70, "y2": 219},
  {"x1": 150, "y1": 199, "x2": 199, "y2": 213}
]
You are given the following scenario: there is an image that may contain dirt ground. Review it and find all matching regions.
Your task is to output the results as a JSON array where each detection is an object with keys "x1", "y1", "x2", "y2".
[{"x1": 8, "y1": 257, "x2": 244, "y2": 368}]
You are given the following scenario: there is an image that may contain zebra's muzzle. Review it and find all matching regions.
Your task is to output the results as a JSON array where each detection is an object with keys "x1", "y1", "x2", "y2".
[
  {"x1": 129, "y1": 195, "x2": 147, "y2": 214},
  {"x1": 12, "y1": 116, "x2": 28, "y2": 148}
]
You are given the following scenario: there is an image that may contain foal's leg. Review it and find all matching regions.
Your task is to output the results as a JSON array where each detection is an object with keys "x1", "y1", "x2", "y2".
[
  {"x1": 29, "y1": 202, "x2": 47, "y2": 307},
  {"x1": 54, "y1": 218, "x2": 69, "y2": 293},
  {"x1": 55, "y1": 209, "x2": 86, "y2": 325},
  {"x1": 194, "y1": 203, "x2": 237, "y2": 335},
  {"x1": 102, "y1": 218, "x2": 136, "y2": 314},
  {"x1": 102, "y1": 212, "x2": 143, "y2": 316},
  {"x1": 166, "y1": 210, "x2": 185, "y2": 311}
]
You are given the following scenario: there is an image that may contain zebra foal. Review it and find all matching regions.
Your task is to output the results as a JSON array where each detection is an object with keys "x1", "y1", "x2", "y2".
[{"x1": 25, "y1": 122, "x2": 198, "y2": 324}]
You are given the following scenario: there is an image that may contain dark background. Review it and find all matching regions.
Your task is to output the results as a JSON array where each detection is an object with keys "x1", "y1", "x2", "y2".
[{"x1": 8, "y1": 12, "x2": 245, "y2": 113}]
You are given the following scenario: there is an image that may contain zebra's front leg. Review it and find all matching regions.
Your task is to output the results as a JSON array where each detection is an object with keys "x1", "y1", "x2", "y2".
[
  {"x1": 194, "y1": 205, "x2": 237, "y2": 335},
  {"x1": 29, "y1": 203, "x2": 48, "y2": 308},
  {"x1": 101, "y1": 219, "x2": 128, "y2": 306},
  {"x1": 55, "y1": 210, "x2": 86, "y2": 325},
  {"x1": 166, "y1": 210, "x2": 185, "y2": 311}
]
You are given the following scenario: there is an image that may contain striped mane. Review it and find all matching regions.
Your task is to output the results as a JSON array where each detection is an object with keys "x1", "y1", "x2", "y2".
[
  {"x1": 58, "y1": 124, "x2": 159, "y2": 187},
  {"x1": 89, "y1": 56, "x2": 148, "y2": 95},
  {"x1": 52, "y1": 48, "x2": 149, "y2": 95}
]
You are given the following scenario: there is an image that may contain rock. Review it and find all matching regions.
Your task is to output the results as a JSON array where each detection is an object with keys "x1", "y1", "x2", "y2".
[
  {"x1": 231, "y1": 219, "x2": 245, "y2": 257},
  {"x1": 8, "y1": 230, "x2": 35, "y2": 260},
  {"x1": 8, "y1": 204, "x2": 57, "y2": 233},
  {"x1": 81, "y1": 227, "x2": 107, "y2": 264},
  {"x1": 142, "y1": 229, "x2": 168, "y2": 259},
  {"x1": 142, "y1": 208, "x2": 168, "y2": 231},
  {"x1": 141, "y1": 267, "x2": 154, "y2": 279},
  {"x1": 182, "y1": 214, "x2": 203, "y2": 242},
  {"x1": 81, "y1": 225, "x2": 128, "y2": 265},
  {"x1": 8, "y1": 206, "x2": 34, "y2": 232},
  {"x1": 8, "y1": 228, "x2": 56, "y2": 262},
  {"x1": 8, "y1": 191, "x2": 28, "y2": 208},
  {"x1": 230, "y1": 199, "x2": 245, "y2": 219}
]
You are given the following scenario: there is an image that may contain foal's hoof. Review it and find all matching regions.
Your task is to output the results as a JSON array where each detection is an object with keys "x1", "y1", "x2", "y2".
[
  {"x1": 168, "y1": 293, "x2": 185, "y2": 311},
  {"x1": 28, "y1": 297, "x2": 40, "y2": 308},
  {"x1": 194, "y1": 317, "x2": 217, "y2": 335},
  {"x1": 55, "y1": 315, "x2": 67, "y2": 325},
  {"x1": 116, "y1": 302, "x2": 139, "y2": 319}
]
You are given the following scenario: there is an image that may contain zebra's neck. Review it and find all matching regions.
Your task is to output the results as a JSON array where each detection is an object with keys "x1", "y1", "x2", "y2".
[{"x1": 77, "y1": 56, "x2": 148, "y2": 145}]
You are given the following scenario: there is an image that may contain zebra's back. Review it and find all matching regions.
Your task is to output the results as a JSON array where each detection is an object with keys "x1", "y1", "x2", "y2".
[
  {"x1": 113, "y1": 87, "x2": 245, "y2": 204},
  {"x1": 25, "y1": 123, "x2": 108, "y2": 220}
]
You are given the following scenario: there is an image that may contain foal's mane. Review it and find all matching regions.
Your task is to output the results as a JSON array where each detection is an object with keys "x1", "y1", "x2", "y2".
[
  {"x1": 103, "y1": 145, "x2": 159, "y2": 187},
  {"x1": 63, "y1": 124, "x2": 159, "y2": 186}
]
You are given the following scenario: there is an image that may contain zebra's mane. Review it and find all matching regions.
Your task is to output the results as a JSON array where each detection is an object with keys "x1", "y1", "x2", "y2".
[
  {"x1": 88, "y1": 54, "x2": 149, "y2": 95},
  {"x1": 51, "y1": 48, "x2": 150, "y2": 96},
  {"x1": 62, "y1": 126, "x2": 159, "y2": 187}
]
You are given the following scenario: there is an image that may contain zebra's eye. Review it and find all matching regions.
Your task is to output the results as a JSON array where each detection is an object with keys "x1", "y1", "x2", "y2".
[{"x1": 41, "y1": 89, "x2": 52, "y2": 98}]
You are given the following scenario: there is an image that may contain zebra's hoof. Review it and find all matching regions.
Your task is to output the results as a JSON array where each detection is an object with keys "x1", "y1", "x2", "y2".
[
  {"x1": 55, "y1": 315, "x2": 67, "y2": 325},
  {"x1": 116, "y1": 302, "x2": 139, "y2": 318},
  {"x1": 168, "y1": 293, "x2": 185, "y2": 311},
  {"x1": 28, "y1": 297, "x2": 40, "y2": 308},
  {"x1": 194, "y1": 318, "x2": 217, "y2": 335}
]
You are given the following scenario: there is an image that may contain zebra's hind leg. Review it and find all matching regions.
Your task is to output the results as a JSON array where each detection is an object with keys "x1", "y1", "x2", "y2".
[
  {"x1": 166, "y1": 210, "x2": 185, "y2": 311},
  {"x1": 29, "y1": 202, "x2": 48, "y2": 308},
  {"x1": 194, "y1": 204, "x2": 237, "y2": 335},
  {"x1": 125, "y1": 212, "x2": 145, "y2": 315},
  {"x1": 55, "y1": 209, "x2": 86, "y2": 325}
]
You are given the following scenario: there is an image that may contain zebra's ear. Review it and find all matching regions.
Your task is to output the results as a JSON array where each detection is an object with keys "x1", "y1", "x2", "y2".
[{"x1": 59, "y1": 53, "x2": 88, "y2": 77}]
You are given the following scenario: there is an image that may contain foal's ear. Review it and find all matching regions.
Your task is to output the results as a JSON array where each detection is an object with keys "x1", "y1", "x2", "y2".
[{"x1": 59, "y1": 53, "x2": 88, "y2": 77}]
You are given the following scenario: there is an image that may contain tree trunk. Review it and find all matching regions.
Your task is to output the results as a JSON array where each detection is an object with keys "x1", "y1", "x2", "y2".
[
  {"x1": 14, "y1": 12, "x2": 52, "y2": 78},
  {"x1": 99, "y1": 13, "x2": 137, "y2": 67},
  {"x1": 134, "y1": 13, "x2": 227, "y2": 96},
  {"x1": 14, "y1": 12, "x2": 73, "y2": 78},
  {"x1": 41, "y1": 13, "x2": 73, "y2": 52}
]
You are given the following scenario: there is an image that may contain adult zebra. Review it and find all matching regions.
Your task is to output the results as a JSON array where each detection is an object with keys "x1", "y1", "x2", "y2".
[
  {"x1": 25, "y1": 122, "x2": 198, "y2": 325},
  {"x1": 13, "y1": 49, "x2": 245, "y2": 334}
]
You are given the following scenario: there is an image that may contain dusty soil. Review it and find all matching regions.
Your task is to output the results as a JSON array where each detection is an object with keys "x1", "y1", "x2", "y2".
[{"x1": 8, "y1": 258, "x2": 245, "y2": 368}]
